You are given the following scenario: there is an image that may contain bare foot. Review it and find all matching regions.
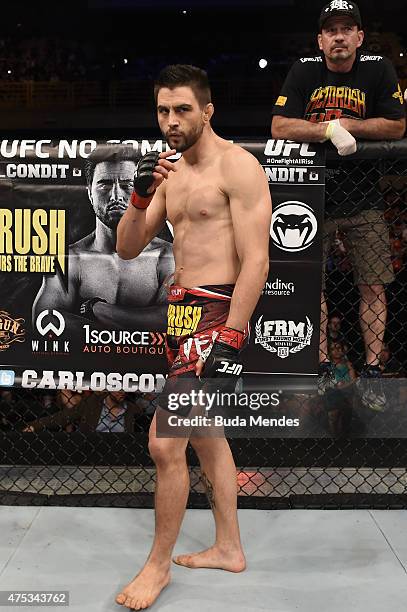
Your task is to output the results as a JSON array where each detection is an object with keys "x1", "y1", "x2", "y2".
[
  {"x1": 172, "y1": 545, "x2": 246, "y2": 572},
  {"x1": 115, "y1": 563, "x2": 170, "y2": 610}
]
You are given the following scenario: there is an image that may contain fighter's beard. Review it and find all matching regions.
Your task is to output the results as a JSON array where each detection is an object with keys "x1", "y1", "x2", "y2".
[{"x1": 165, "y1": 125, "x2": 203, "y2": 153}]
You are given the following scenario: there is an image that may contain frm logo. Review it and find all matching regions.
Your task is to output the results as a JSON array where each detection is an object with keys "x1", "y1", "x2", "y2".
[{"x1": 255, "y1": 316, "x2": 313, "y2": 359}]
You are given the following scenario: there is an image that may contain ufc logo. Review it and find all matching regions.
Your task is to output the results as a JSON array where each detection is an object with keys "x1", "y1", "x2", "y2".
[{"x1": 216, "y1": 361, "x2": 243, "y2": 376}]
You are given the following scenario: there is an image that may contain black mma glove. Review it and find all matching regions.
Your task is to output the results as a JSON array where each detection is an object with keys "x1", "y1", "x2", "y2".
[
  {"x1": 130, "y1": 151, "x2": 161, "y2": 209},
  {"x1": 79, "y1": 297, "x2": 107, "y2": 321},
  {"x1": 200, "y1": 327, "x2": 245, "y2": 379}
]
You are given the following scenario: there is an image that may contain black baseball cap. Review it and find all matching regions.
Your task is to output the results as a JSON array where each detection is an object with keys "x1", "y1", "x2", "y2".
[{"x1": 319, "y1": 1, "x2": 362, "y2": 31}]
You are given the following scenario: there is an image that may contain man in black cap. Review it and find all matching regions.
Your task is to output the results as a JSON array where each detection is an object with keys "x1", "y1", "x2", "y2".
[{"x1": 271, "y1": 0, "x2": 405, "y2": 412}]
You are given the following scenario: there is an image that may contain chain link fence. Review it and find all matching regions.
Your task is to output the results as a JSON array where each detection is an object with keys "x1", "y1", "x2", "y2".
[{"x1": 1, "y1": 142, "x2": 407, "y2": 509}]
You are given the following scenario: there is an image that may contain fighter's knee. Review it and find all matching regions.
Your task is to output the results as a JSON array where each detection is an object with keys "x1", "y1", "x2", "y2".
[
  {"x1": 148, "y1": 436, "x2": 167, "y2": 464},
  {"x1": 189, "y1": 435, "x2": 225, "y2": 458},
  {"x1": 189, "y1": 436, "x2": 207, "y2": 455},
  {"x1": 148, "y1": 436, "x2": 185, "y2": 466}
]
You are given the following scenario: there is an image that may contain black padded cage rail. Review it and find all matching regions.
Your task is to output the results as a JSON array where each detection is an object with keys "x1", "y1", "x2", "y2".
[{"x1": 1, "y1": 139, "x2": 407, "y2": 510}]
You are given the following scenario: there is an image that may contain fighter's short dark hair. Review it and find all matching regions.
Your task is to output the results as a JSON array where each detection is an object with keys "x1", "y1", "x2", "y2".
[
  {"x1": 85, "y1": 145, "x2": 137, "y2": 187},
  {"x1": 154, "y1": 64, "x2": 211, "y2": 107}
]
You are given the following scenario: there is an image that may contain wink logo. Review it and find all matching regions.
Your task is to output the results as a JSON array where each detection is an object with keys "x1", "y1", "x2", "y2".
[{"x1": 36, "y1": 309, "x2": 65, "y2": 337}]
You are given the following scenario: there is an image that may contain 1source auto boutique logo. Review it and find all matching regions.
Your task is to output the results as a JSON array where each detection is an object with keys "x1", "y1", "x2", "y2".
[
  {"x1": 0, "y1": 311, "x2": 25, "y2": 351},
  {"x1": 255, "y1": 315, "x2": 313, "y2": 359},
  {"x1": 271, "y1": 201, "x2": 318, "y2": 252}
]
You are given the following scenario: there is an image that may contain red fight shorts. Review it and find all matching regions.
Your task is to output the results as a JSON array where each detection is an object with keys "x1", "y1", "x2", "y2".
[
  {"x1": 157, "y1": 283, "x2": 249, "y2": 418},
  {"x1": 165, "y1": 283, "x2": 248, "y2": 377}
]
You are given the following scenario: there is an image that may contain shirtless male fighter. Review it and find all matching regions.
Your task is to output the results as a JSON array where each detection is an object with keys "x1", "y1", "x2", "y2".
[
  {"x1": 33, "y1": 148, "x2": 174, "y2": 332},
  {"x1": 115, "y1": 64, "x2": 272, "y2": 610}
]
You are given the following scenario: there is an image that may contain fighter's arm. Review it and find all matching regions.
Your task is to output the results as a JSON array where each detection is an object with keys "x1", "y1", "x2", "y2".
[
  {"x1": 117, "y1": 150, "x2": 177, "y2": 260},
  {"x1": 195, "y1": 149, "x2": 271, "y2": 378},
  {"x1": 117, "y1": 181, "x2": 167, "y2": 260},
  {"x1": 224, "y1": 147, "x2": 272, "y2": 331}
]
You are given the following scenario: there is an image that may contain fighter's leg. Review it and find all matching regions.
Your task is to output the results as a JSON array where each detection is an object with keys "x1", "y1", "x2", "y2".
[
  {"x1": 172, "y1": 434, "x2": 246, "y2": 572},
  {"x1": 116, "y1": 409, "x2": 191, "y2": 610}
]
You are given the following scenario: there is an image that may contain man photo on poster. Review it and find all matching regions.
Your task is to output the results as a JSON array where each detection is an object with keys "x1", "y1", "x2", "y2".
[{"x1": 32, "y1": 147, "x2": 174, "y2": 333}]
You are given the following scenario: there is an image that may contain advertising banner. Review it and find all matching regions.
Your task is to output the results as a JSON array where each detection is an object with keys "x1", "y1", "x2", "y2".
[
  {"x1": 0, "y1": 137, "x2": 325, "y2": 393},
  {"x1": 244, "y1": 140, "x2": 325, "y2": 383}
]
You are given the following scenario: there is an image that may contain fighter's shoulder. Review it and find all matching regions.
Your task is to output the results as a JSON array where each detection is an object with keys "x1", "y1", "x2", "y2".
[
  {"x1": 219, "y1": 144, "x2": 265, "y2": 193},
  {"x1": 220, "y1": 142, "x2": 259, "y2": 171}
]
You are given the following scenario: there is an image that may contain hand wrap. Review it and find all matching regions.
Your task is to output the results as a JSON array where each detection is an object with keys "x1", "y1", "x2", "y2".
[{"x1": 130, "y1": 151, "x2": 161, "y2": 209}]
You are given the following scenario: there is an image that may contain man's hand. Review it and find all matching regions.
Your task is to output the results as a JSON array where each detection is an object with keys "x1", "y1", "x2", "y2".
[
  {"x1": 195, "y1": 327, "x2": 244, "y2": 380},
  {"x1": 130, "y1": 149, "x2": 177, "y2": 209},
  {"x1": 323, "y1": 119, "x2": 357, "y2": 156}
]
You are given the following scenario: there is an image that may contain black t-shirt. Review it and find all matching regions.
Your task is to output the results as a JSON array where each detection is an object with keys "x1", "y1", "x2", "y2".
[{"x1": 272, "y1": 53, "x2": 405, "y2": 217}]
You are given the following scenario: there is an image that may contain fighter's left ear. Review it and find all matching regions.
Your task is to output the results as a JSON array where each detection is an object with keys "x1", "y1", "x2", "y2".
[{"x1": 203, "y1": 103, "x2": 214, "y2": 122}]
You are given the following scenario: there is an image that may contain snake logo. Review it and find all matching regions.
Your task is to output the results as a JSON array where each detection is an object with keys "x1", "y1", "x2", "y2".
[{"x1": 271, "y1": 201, "x2": 318, "y2": 252}]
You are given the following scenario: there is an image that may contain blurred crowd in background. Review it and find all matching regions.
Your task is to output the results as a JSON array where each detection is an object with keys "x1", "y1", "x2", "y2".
[
  {"x1": 0, "y1": 388, "x2": 158, "y2": 434},
  {"x1": 0, "y1": 23, "x2": 405, "y2": 85}
]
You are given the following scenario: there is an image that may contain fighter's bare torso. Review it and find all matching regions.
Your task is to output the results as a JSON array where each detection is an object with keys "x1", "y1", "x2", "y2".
[{"x1": 166, "y1": 138, "x2": 240, "y2": 287}]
